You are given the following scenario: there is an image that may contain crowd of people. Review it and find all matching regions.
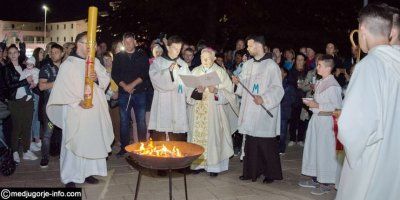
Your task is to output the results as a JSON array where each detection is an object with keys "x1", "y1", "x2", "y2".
[{"x1": 0, "y1": 3, "x2": 399, "y2": 199}]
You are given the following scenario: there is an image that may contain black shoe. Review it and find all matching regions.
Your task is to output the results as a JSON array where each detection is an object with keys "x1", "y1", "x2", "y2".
[
  {"x1": 209, "y1": 173, "x2": 218, "y2": 177},
  {"x1": 177, "y1": 167, "x2": 189, "y2": 174},
  {"x1": 116, "y1": 149, "x2": 126, "y2": 158},
  {"x1": 157, "y1": 170, "x2": 167, "y2": 177},
  {"x1": 40, "y1": 158, "x2": 49, "y2": 168},
  {"x1": 191, "y1": 169, "x2": 205, "y2": 174},
  {"x1": 263, "y1": 178, "x2": 274, "y2": 184},
  {"x1": 65, "y1": 182, "x2": 76, "y2": 188},
  {"x1": 85, "y1": 176, "x2": 99, "y2": 184},
  {"x1": 239, "y1": 175, "x2": 257, "y2": 182}
]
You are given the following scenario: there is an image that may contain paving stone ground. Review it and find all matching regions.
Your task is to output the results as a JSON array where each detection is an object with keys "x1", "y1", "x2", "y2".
[{"x1": 1, "y1": 145, "x2": 336, "y2": 200}]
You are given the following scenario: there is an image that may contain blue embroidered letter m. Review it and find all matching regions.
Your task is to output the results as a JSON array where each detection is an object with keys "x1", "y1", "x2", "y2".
[
  {"x1": 252, "y1": 84, "x2": 259, "y2": 94},
  {"x1": 178, "y1": 84, "x2": 183, "y2": 94}
]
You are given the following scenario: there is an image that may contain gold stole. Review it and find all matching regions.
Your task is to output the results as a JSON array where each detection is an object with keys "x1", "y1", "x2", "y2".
[{"x1": 191, "y1": 90, "x2": 211, "y2": 168}]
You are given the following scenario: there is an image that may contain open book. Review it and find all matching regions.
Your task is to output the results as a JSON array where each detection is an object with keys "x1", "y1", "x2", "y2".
[{"x1": 179, "y1": 71, "x2": 221, "y2": 88}]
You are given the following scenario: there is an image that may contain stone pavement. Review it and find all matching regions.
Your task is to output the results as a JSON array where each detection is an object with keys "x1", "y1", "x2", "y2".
[{"x1": 0, "y1": 145, "x2": 336, "y2": 200}]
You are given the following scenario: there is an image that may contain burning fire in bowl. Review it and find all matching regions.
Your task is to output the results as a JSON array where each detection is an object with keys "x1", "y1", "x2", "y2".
[
  {"x1": 125, "y1": 140, "x2": 204, "y2": 170},
  {"x1": 125, "y1": 140, "x2": 205, "y2": 200}
]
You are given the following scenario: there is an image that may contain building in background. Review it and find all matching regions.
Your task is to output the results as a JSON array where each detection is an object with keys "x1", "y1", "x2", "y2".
[
  {"x1": 0, "y1": 20, "x2": 45, "y2": 57},
  {"x1": 45, "y1": 20, "x2": 87, "y2": 44},
  {"x1": 0, "y1": 19, "x2": 87, "y2": 57}
]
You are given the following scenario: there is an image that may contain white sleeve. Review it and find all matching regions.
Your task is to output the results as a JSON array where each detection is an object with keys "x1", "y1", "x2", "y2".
[
  {"x1": 216, "y1": 67, "x2": 235, "y2": 105},
  {"x1": 235, "y1": 63, "x2": 249, "y2": 97},
  {"x1": 149, "y1": 60, "x2": 176, "y2": 92},
  {"x1": 95, "y1": 61, "x2": 111, "y2": 90},
  {"x1": 338, "y1": 58, "x2": 380, "y2": 168},
  {"x1": 261, "y1": 62, "x2": 284, "y2": 110},
  {"x1": 313, "y1": 86, "x2": 342, "y2": 113}
]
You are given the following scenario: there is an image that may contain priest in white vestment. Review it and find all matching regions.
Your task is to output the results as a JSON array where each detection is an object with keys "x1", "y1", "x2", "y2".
[
  {"x1": 188, "y1": 48, "x2": 237, "y2": 177},
  {"x1": 299, "y1": 55, "x2": 342, "y2": 195},
  {"x1": 47, "y1": 32, "x2": 114, "y2": 187},
  {"x1": 148, "y1": 35, "x2": 191, "y2": 141},
  {"x1": 336, "y1": 5, "x2": 400, "y2": 200},
  {"x1": 233, "y1": 36, "x2": 284, "y2": 184}
]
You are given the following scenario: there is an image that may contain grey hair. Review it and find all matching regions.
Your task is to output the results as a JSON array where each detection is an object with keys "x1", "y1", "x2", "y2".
[{"x1": 201, "y1": 48, "x2": 216, "y2": 59}]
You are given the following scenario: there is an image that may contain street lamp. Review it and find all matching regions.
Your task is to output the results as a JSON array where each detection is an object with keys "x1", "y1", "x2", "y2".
[{"x1": 43, "y1": 5, "x2": 49, "y2": 42}]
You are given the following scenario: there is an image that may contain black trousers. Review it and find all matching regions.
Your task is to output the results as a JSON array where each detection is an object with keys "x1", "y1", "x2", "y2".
[
  {"x1": 289, "y1": 106, "x2": 307, "y2": 142},
  {"x1": 242, "y1": 135, "x2": 283, "y2": 180},
  {"x1": 149, "y1": 131, "x2": 187, "y2": 142},
  {"x1": 8, "y1": 98, "x2": 33, "y2": 152}
]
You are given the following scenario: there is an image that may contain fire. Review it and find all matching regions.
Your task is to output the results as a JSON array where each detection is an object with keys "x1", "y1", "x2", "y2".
[{"x1": 135, "y1": 139, "x2": 183, "y2": 158}]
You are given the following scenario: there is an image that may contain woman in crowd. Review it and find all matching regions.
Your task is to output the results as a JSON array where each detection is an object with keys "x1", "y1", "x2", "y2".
[
  {"x1": 32, "y1": 47, "x2": 45, "y2": 68},
  {"x1": 272, "y1": 47, "x2": 283, "y2": 67},
  {"x1": 283, "y1": 48, "x2": 295, "y2": 71},
  {"x1": 4, "y1": 45, "x2": 36, "y2": 163},
  {"x1": 103, "y1": 51, "x2": 120, "y2": 146},
  {"x1": 287, "y1": 53, "x2": 308, "y2": 147}
]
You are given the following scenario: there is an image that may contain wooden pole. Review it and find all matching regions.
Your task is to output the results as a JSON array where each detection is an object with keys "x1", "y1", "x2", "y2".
[{"x1": 82, "y1": 6, "x2": 98, "y2": 109}]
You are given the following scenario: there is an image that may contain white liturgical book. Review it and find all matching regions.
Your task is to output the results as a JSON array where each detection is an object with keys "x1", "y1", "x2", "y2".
[{"x1": 179, "y1": 71, "x2": 221, "y2": 88}]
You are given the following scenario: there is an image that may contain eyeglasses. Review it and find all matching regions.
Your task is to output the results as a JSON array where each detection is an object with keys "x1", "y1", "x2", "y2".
[{"x1": 78, "y1": 41, "x2": 97, "y2": 46}]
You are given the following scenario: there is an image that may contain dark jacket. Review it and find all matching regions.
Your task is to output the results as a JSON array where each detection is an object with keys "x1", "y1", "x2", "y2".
[
  {"x1": 281, "y1": 78, "x2": 296, "y2": 120},
  {"x1": 287, "y1": 68, "x2": 308, "y2": 107},
  {"x1": 191, "y1": 51, "x2": 201, "y2": 70},
  {"x1": 111, "y1": 50, "x2": 150, "y2": 95},
  {"x1": 332, "y1": 55, "x2": 347, "y2": 87},
  {"x1": 3, "y1": 62, "x2": 29, "y2": 101},
  {"x1": 0, "y1": 65, "x2": 7, "y2": 102},
  {"x1": 17, "y1": 42, "x2": 26, "y2": 64},
  {"x1": 38, "y1": 60, "x2": 59, "y2": 122}
]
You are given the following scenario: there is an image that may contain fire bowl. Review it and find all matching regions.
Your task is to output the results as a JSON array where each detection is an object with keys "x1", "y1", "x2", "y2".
[{"x1": 125, "y1": 141, "x2": 204, "y2": 170}]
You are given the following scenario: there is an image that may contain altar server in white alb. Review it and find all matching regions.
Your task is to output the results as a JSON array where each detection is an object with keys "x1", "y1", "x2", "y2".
[
  {"x1": 299, "y1": 55, "x2": 342, "y2": 195},
  {"x1": 233, "y1": 35, "x2": 284, "y2": 184},
  {"x1": 388, "y1": 6, "x2": 400, "y2": 51},
  {"x1": 189, "y1": 48, "x2": 238, "y2": 177},
  {"x1": 148, "y1": 35, "x2": 191, "y2": 141},
  {"x1": 336, "y1": 4, "x2": 400, "y2": 200},
  {"x1": 46, "y1": 32, "x2": 114, "y2": 188}
]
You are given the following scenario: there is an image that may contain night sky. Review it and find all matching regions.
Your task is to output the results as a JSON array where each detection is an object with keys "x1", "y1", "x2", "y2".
[
  {"x1": 2, "y1": 0, "x2": 398, "y2": 22},
  {"x1": 1, "y1": 0, "x2": 400, "y2": 54},
  {"x1": 0, "y1": 0, "x2": 103, "y2": 22}
]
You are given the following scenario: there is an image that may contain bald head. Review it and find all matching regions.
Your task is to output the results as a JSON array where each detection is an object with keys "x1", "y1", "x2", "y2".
[{"x1": 358, "y1": 4, "x2": 393, "y2": 38}]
